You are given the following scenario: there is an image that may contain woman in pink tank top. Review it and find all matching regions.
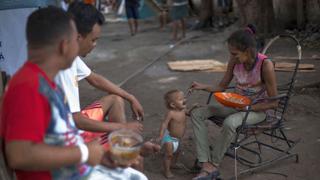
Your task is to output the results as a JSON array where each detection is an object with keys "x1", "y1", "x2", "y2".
[{"x1": 189, "y1": 26, "x2": 278, "y2": 179}]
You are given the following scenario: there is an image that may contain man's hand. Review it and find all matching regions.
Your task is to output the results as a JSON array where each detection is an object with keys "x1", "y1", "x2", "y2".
[
  {"x1": 86, "y1": 140, "x2": 105, "y2": 166},
  {"x1": 129, "y1": 96, "x2": 144, "y2": 120},
  {"x1": 124, "y1": 121, "x2": 143, "y2": 133}
]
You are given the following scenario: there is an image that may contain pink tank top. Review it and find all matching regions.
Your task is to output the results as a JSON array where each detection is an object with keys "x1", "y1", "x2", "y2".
[{"x1": 233, "y1": 53, "x2": 268, "y2": 100}]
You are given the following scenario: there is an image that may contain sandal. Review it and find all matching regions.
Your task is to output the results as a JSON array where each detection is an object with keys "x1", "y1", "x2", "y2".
[
  {"x1": 171, "y1": 163, "x2": 190, "y2": 171},
  {"x1": 192, "y1": 169, "x2": 220, "y2": 180}
]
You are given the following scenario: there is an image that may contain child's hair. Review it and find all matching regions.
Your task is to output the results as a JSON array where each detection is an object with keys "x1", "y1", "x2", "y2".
[
  {"x1": 227, "y1": 25, "x2": 257, "y2": 57},
  {"x1": 164, "y1": 89, "x2": 181, "y2": 109},
  {"x1": 246, "y1": 24, "x2": 257, "y2": 35}
]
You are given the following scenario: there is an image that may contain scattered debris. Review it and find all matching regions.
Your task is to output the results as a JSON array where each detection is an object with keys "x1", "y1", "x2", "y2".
[
  {"x1": 275, "y1": 62, "x2": 315, "y2": 72},
  {"x1": 167, "y1": 60, "x2": 315, "y2": 73},
  {"x1": 272, "y1": 56, "x2": 320, "y2": 61},
  {"x1": 167, "y1": 60, "x2": 227, "y2": 72}
]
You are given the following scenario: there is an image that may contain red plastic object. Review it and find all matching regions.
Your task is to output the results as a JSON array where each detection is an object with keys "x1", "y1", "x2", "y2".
[{"x1": 214, "y1": 92, "x2": 251, "y2": 108}]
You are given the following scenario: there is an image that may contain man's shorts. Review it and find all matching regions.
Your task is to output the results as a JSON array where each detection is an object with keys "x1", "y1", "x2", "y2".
[
  {"x1": 218, "y1": 0, "x2": 230, "y2": 8},
  {"x1": 80, "y1": 102, "x2": 109, "y2": 145},
  {"x1": 81, "y1": 102, "x2": 105, "y2": 122},
  {"x1": 126, "y1": 5, "x2": 139, "y2": 19}
]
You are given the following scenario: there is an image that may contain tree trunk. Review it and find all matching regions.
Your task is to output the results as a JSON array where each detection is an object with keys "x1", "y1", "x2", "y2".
[
  {"x1": 198, "y1": 0, "x2": 214, "y2": 27},
  {"x1": 235, "y1": 0, "x2": 275, "y2": 36}
]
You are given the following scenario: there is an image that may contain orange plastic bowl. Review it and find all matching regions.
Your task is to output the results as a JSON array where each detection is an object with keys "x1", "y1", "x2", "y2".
[{"x1": 214, "y1": 92, "x2": 251, "y2": 108}]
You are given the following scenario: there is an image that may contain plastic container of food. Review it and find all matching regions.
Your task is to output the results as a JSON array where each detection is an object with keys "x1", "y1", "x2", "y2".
[
  {"x1": 108, "y1": 129, "x2": 143, "y2": 165},
  {"x1": 214, "y1": 92, "x2": 251, "y2": 108}
]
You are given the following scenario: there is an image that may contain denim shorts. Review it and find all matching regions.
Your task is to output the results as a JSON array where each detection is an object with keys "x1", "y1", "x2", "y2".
[{"x1": 126, "y1": 5, "x2": 139, "y2": 19}]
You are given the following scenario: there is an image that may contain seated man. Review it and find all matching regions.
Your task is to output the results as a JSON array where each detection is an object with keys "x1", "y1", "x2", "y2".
[
  {"x1": 55, "y1": 2, "x2": 144, "y2": 141},
  {"x1": 2, "y1": 6, "x2": 159, "y2": 180},
  {"x1": 1, "y1": 6, "x2": 148, "y2": 180}
]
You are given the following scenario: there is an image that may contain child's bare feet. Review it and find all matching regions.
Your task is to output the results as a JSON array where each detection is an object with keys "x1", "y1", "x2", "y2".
[{"x1": 164, "y1": 170, "x2": 174, "y2": 179}]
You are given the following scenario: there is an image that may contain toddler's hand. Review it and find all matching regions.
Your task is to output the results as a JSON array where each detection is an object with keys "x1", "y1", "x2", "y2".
[{"x1": 155, "y1": 137, "x2": 162, "y2": 145}]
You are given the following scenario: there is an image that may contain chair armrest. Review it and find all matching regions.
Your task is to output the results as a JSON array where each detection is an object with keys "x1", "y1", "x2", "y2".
[{"x1": 251, "y1": 93, "x2": 288, "y2": 105}]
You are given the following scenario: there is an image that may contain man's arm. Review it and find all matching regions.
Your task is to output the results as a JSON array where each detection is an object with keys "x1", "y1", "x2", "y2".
[
  {"x1": 5, "y1": 140, "x2": 104, "y2": 170},
  {"x1": 73, "y1": 112, "x2": 143, "y2": 133},
  {"x1": 85, "y1": 72, "x2": 144, "y2": 119}
]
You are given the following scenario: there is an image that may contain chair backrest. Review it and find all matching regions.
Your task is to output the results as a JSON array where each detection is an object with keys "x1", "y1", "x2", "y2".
[{"x1": 262, "y1": 35, "x2": 302, "y2": 125}]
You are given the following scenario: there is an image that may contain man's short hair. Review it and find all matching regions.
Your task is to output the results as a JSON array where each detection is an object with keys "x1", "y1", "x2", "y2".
[
  {"x1": 26, "y1": 6, "x2": 74, "y2": 49},
  {"x1": 68, "y1": 2, "x2": 105, "y2": 37}
]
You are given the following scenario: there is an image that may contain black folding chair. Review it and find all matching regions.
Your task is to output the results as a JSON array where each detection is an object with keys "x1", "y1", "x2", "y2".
[{"x1": 203, "y1": 34, "x2": 301, "y2": 178}]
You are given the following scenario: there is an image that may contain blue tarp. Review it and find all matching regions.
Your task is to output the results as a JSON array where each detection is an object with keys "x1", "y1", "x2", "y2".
[{"x1": 139, "y1": 0, "x2": 156, "y2": 19}]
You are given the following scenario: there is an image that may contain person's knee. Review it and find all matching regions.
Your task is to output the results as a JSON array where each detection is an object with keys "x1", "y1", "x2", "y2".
[
  {"x1": 164, "y1": 143, "x2": 174, "y2": 158},
  {"x1": 190, "y1": 107, "x2": 206, "y2": 121},
  {"x1": 223, "y1": 116, "x2": 239, "y2": 132},
  {"x1": 191, "y1": 107, "x2": 201, "y2": 117},
  {"x1": 112, "y1": 95, "x2": 125, "y2": 105},
  {"x1": 101, "y1": 95, "x2": 124, "y2": 105},
  {"x1": 165, "y1": 152, "x2": 174, "y2": 159}
]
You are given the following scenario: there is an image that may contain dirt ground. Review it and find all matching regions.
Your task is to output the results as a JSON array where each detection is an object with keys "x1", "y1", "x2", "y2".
[{"x1": 79, "y1": 17, "x2": 320, "y2": 180}]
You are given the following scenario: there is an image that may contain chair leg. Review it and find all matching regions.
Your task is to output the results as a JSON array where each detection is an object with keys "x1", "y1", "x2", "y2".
[
  {"x1": 279, "y1": 128, "x2": 292, "y2": 147},
  {"x1": 254, "y1": 135, "x2": 262, "y2": 154},
  {"x1": 227, "y1": 152, "x2": 299, "y2": 179},
  {"x1": 263, "y1": 131, "x2": 296, "y2": 146}
]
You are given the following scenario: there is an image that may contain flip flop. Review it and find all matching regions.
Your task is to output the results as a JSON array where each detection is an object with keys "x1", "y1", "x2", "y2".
[
  {"x1": 192, "y1": 170, "x2": 221, "y2": 180},
  {"x1": 192, "y1": 169, "x2": 211, "y2": 180},
  {"x1": 211, "y1": 171, "x2": 221, "y2": 180}
]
